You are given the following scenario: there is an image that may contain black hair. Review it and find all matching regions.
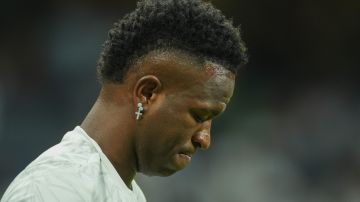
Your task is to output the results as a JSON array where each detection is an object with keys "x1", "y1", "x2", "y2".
[{"x1": 97, "y1": 0, "x2": 248, "y2": 83}]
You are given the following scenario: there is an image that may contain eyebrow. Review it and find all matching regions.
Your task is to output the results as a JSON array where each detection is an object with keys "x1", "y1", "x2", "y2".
[
  {"x1": 210, "y1": 109, "x2": 222, "y2": 117},
  {"x1": 192, "y1": 99, "x2": 228, "y2": 117},
  {"x1": 222, "y1": 96, "x2": 231, "y2": 105},
  {"x1": 197, "y1": 105, "x2": 226, "y2": 119}
]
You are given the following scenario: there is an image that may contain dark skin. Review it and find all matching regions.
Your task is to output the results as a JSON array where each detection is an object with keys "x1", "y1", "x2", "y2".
[{"x1": 81, "y1": 50, "x2": 235, "y2": 189}]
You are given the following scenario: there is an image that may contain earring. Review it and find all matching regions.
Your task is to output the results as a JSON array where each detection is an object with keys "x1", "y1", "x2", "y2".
[{"x1": 135, "y1": 102, "x2": 144, "y2": 120}]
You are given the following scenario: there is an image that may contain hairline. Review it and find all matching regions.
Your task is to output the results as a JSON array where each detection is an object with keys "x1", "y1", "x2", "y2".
[{"x1": 100, "y1": 48, "x2": 234, "y2": 84}]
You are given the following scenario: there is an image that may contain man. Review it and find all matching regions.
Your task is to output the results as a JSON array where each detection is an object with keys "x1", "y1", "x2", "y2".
[{"x1": 1, "y1": 0, "x2": 247, "y2": 201}]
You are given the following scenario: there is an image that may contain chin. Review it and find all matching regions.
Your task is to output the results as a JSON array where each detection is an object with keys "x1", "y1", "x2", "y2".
[
  {"x1": 141, "y1": 165, "x2": 179, "y2": 177},
  {"x1": 139, "y1": 155, "x2": 188, "y2": 176},
  {"x1": 159, "y1": 167, "x2": 179, "y2": 176}
]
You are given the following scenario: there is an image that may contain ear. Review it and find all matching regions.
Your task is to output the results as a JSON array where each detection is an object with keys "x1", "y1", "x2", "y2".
[{"x1": 133, "y1": 75, "x2": 162, "y2": 105}]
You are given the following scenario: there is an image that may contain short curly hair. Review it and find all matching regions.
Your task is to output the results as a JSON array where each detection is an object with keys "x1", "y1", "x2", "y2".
[{"x1": 97, "y1": 0, "x2": 248, "y2": 83}]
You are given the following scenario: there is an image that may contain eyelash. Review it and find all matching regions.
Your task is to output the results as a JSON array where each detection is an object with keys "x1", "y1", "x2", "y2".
[{"x1": 193, "y1": 113, "x2": 206, "y2": 123}]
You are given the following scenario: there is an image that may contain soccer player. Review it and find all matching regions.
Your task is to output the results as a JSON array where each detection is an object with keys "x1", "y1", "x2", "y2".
[{"x1": 1, "y1": 0, "x2": 247, "y2": 201}]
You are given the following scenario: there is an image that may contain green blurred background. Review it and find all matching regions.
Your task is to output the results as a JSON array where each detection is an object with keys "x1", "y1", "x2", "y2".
[{"x1": 1, "y1": 0, "x2": 359, "y2": 201}]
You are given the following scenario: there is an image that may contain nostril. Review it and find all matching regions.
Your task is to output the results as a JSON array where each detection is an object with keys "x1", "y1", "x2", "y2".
[
  {"x1": 192, "y1": 141, "x2": 201, "y2": 149},
  {"x1": 191, "y1": 131, "x2": 211, "y2": 150}
]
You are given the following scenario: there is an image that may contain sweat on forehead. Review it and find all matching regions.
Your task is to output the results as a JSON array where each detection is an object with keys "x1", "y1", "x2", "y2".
[
  {"x1": 134, "y1": 49, "x2": 203, "y2": 69},
  {"x1": 128, "y1": 49, "x2": 234, "y2": 77}
]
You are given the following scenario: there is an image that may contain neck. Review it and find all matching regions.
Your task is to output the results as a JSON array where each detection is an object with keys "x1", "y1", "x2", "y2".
[{"x1": 81, "y1": 89, "x2": 136, "y2": 189}]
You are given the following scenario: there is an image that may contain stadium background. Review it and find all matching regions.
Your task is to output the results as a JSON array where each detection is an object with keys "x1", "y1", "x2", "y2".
[{"x1": 0, "y1": 0, "x2": 359, "y2": 201}]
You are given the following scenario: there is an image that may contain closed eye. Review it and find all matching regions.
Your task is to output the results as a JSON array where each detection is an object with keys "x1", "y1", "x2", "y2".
[
  {"x1": 190, "y1": 102, "x2": 226, "y2": 124},
  {"x1": 191, "y1": 110, "x2": 214, "y2": 123},
  {"x1": 192, "y1": 113, "x2": 206, "y2": 123}
]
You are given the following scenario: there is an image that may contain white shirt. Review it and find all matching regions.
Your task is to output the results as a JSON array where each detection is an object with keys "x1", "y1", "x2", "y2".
[{"x1": 1, "y1": 126, "x2": 146, "y2": 202}]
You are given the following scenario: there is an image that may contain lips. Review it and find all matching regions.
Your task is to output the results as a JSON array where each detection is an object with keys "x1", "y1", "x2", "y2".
[
  {"x1": 178, "y1": 149, "x2": 194, "y2": 162},
  {"x1": 179, "y1": 153, "x2": 192, "y2": 161},
  {"x1": 174, "y1": 148, "x2": 195, "y2": 169}
]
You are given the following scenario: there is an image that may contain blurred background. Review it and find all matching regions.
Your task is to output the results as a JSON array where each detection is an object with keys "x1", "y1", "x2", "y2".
[{"x1": 0, "y1": 0, "x2": 359, "y2": 201}]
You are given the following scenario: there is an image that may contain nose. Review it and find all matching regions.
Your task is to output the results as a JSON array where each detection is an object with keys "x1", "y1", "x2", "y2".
[{"x1": 191, "y1": 122, "x2": 211, "y2": 150}]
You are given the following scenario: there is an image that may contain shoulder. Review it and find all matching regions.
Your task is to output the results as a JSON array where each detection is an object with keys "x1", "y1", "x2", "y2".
[
  {"x1": 1, "y1": 175, "x2": 89, "y2": 201},
  {"x1": 1, "y1": 163, "x2": 94, "y2": 201},
  {"x1": 1, "y1": 128, "x2": 102, "y2": 201},
  {"x1": 23, "y1": 128, "x2": 103, "y2": 183}
]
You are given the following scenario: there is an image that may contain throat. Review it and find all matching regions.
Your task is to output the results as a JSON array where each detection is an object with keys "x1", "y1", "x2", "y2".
[{"x1": 107, "y1": 154, "x2": 137, "y2": 190}]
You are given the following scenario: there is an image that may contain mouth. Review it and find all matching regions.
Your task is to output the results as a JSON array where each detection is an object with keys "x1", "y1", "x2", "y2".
[
  {"x1": 174, "y1": 148, "x2": 195, "y2": 169},
  {"x1": 178, "y1": 149, "x2": 195, "y2": 162},
  {"x1": 178, "y1": 153, "x2": 192, "y2": 161}
]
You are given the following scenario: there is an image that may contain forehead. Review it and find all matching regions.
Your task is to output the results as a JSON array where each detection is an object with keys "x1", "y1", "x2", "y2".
[
  {"x1": 131, "y1": 50, "x2": 235, "y2": 103},
  {"x1": 161, "y1": 54, "x2": 235, "y2": 104},
  {"x1": 183, "y1": 66, "x2": 235, "y2": 106}
]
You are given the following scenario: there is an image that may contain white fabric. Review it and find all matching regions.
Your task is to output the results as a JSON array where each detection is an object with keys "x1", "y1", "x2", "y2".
[{"x1": 1, "y1": 126, "x2": 146, "y2": 202}]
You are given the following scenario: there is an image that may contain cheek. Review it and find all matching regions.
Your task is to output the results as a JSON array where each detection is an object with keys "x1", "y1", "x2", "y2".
[
  {"x1": 146, "y1": 108, "x2": 192, "y2": 149},
  {"x1": 154, "y1": 99, "x2": 190, "y2": 129},
  {"x1": 141, "y1": 95, "x2": 196, "y2": 148}
]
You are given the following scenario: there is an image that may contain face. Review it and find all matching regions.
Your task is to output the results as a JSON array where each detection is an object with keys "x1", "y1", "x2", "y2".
[{"x1": 133, "y1": 54, "x2": 235, "y2": 176}]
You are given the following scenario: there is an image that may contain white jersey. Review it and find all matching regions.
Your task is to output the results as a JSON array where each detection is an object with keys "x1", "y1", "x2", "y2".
[{"x1": 1, "y1": 126, "x2": 146, "y2": 202}]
